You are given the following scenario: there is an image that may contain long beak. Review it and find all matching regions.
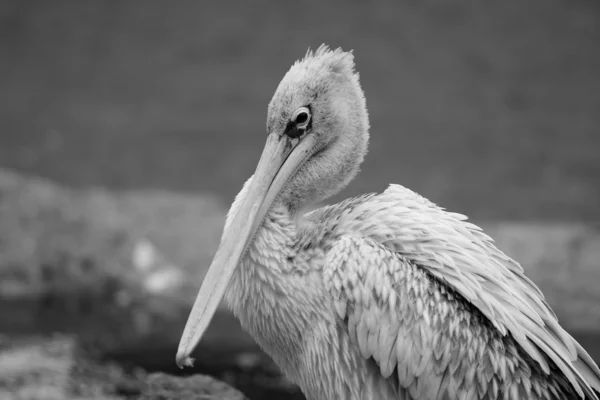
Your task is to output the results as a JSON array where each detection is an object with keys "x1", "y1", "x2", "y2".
[{"x1": 175, "y1": 132, "x2": 317, "y2": 368}]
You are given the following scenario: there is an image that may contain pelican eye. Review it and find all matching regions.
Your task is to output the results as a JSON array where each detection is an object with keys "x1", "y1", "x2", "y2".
[
  {"x1": 283, "y1": 106, "x2": 312, "y2": 139},
  {"x1": 293, "y1": 107, "x2": 311, "y2": 128}
]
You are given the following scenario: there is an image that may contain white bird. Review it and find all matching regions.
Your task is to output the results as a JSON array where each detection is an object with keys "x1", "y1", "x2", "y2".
[{"x1": 176, "y1": 45, "x2": 600, "y2": 399}]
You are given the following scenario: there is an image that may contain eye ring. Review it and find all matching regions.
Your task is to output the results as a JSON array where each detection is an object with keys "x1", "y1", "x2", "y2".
[{"x1": 292, "y1": 107, "x2": 311, "y2": 128}]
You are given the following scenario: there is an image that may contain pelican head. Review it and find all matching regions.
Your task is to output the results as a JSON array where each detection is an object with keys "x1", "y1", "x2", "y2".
[{"x1": 176, "y1": 45, "x2": 370, "y2": 367}]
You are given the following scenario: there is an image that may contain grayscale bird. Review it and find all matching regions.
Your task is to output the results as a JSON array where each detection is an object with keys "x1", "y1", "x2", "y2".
[{"x1": 176, "y1": 45, "x2": 600, "y2": 399}]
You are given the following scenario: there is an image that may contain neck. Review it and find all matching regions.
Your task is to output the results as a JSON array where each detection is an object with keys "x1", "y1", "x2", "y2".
[
  {"x1": 224, "y1": 202, "x2": 318, "y2": 299},
  {"x1": 224, "y1": 200, "x2": 397, "y2": 399},
  {"x1": 223, "y1": 202, "x2": 326, "y2": 372}
]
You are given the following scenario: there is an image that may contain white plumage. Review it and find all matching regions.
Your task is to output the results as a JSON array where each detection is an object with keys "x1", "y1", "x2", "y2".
[{"x1": 176, "y1": 45, "x2": 600, "y2": 399}]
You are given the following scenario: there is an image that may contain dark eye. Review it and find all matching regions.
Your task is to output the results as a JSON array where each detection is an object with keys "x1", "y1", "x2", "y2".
[
  {"x1": 295, "y1": 112, "x2": 309, "y2": 125},
  {"x1": 293, "y1": 106, "x2": 311, "y2": 127}
]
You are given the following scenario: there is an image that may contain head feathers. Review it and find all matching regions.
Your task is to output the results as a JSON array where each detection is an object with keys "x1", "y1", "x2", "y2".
[
  {"x1": 298, "y1": 45, "x2": 357, "y2": 77},
  {"x1": 267, "y1": 44, "x2": 365, "y2": 134},
  {"x1": 266, "y1": 44, "x2": 370, "y2": 210}
]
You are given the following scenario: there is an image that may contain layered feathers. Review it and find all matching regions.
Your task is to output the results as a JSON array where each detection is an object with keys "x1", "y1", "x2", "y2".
[
  {"x1": 221, "y1": 45, "x2": 600, "y2": 399},
  {"x1": 319, "y1": 184, "x2": 600, "y2": 399}
]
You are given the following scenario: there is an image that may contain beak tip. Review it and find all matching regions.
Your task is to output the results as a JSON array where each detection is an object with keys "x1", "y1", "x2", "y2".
[{"x1": 175, "y1": 349, "x2": 195, "y2": 369}]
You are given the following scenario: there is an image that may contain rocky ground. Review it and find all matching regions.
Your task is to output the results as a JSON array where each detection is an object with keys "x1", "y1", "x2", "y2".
[{"x1": 0, "y1": 335, "x2": 249, "y2": 400}]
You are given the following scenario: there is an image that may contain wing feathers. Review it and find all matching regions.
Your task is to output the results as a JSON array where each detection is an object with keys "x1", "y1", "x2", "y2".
[{"x1": 322, "y1": 184, "x2": 600, "y2": 398}]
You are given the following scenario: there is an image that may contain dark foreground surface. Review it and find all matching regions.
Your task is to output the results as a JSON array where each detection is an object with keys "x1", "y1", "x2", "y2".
[
  {"x1": 3, "y1": 312, "x2": 600, "y2": 400},
  {"x1": 112, "y1": 313, "x2": 600, "y2": 400},
  {"x1": 0, "y1": 335, "x2": 250, "y2": 400},
  {"x1": 107, "y1": 313, "x2": 305, "y2": 399}
]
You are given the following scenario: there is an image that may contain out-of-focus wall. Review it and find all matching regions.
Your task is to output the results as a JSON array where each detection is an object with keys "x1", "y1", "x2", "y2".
[{"x1": 1, "y1": 0, "x2": 599, "y2": 220}]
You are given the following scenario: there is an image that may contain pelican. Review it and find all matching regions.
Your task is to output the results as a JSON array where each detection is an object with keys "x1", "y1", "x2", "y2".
[{"x1": 176, "y1": 45, "x2": 600, "y2": 399}]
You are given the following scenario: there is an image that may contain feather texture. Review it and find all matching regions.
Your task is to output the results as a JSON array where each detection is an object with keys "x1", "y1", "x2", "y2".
[
  {"x1": 319, "y1": 184, "x2": 600, "y2": 399},
  {"x1": 214, "y1": 46, "x2": 600, "y2": 400}
]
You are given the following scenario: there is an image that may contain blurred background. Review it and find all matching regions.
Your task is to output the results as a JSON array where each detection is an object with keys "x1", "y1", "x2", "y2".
[{"x1": 0, "y1": 1, "x2": 599, "y2": 399}]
